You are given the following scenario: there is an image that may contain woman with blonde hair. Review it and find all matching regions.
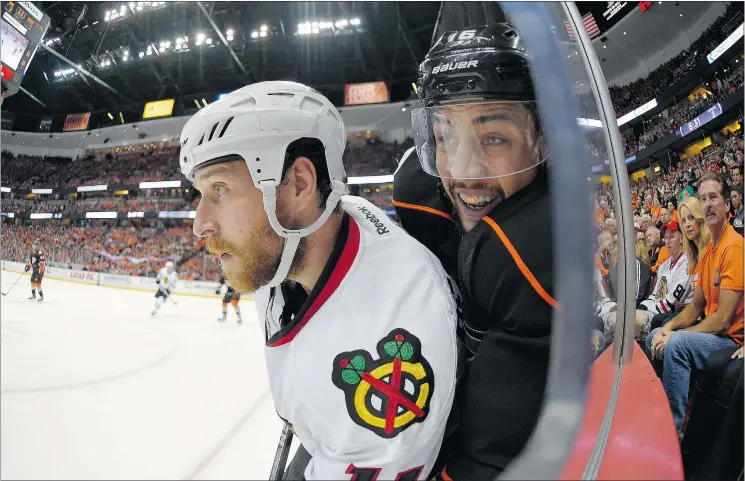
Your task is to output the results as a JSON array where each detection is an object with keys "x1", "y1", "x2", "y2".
[{"x1": 678, "y1": 196, "x2": 712, "y2": 274}]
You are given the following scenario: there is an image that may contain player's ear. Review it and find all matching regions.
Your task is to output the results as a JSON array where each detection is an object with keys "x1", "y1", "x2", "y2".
[{"x1": 283, "y1": 156, "x2": 318, "y2": 211}]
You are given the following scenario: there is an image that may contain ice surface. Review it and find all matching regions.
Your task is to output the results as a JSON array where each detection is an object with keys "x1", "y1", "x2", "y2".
[{"x1": 1, "y1": 271, "x2": 295, "y2": 480}]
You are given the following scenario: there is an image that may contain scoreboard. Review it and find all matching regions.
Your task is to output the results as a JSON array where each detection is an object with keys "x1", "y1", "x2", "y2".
[{"x1": 1, "y1": 0, "x2": 50, "y2": 98}]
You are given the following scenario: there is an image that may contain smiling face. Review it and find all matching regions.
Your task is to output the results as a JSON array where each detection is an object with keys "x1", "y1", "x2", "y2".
[
  {"x1": 432, "y1": 101, "x2": 541, "y2": 231},
  {"x1": 191, "y1": 160, "x2": 304, "y2": 293}
]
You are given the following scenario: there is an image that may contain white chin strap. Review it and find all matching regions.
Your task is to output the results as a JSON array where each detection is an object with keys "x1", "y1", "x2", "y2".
[{"x1": 260, "y1": 179, "x2": 346, "y2": 288}]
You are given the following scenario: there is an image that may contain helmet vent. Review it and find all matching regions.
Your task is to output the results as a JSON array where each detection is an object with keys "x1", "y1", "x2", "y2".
[
  {"x1": 230, "y1": 96, "x2": 256, "y2": 109},
  {"x1": 267, "y1": 92, "x2": 294, "y2": 97},
  {"x1": 208, "y1": 122, "x2": 219, "y2": 141},
  {"x1": 197, "y1": 133, "x2": 205, "y2": 147},
  {"x1": 299, "y1": 97, "x2": 323, "y2": 113},
  {"x1": 327, "y1": 109, "x2": 341, "y2": 126},
  {"x1": 503, "y1": 28, "x2": 517, "y2": 39},
  {"x1": 218, "y1": 117, "x2": 234, "y2": 138}
]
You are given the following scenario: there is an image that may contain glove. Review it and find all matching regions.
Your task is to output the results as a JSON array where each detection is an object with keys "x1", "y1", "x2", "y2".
[
  {"x1": 24, "y1": 265, "x2": 30, "y2": 272},
  {"x1": 215, "y1": 288, "x2": 221, "y2": 294},
  {"x1": 156, "y1": 279, "x2": 161, "y2": 285}
]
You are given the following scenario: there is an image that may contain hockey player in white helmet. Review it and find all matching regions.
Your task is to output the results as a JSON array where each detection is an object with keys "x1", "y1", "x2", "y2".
[
  {"x1": 151, "y1": 260, "x2": 179, "y2": 316},
  {"x1": 181, "y1": 81, "x2": 459, "y2": 480}
]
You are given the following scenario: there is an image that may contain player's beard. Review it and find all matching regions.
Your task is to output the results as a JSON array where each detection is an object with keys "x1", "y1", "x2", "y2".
[{"x1": 206, "y1": 214, "x2": 307, "y2": 294}]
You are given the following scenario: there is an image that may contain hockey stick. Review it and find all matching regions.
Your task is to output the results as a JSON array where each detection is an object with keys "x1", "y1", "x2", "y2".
[
  {"x1": 269, "y1": 422, "x2": 294, "y2": 480},
  {"x1": 2, "y1": 272, "x2": 26, "y2": 296}
]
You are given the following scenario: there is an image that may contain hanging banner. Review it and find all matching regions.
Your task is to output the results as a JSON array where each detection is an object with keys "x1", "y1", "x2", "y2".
[
  {"x1": 344, "y1": 81, "x2": 389, "y2": 106},
  {"x1": 63, "y1": 112, "x2": 90, "y2": 131}
]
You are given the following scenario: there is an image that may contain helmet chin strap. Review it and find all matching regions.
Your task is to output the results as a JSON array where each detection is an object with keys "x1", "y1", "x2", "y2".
[{"x1": 260, "y1": 180, "x2": 346, "y2": 288}]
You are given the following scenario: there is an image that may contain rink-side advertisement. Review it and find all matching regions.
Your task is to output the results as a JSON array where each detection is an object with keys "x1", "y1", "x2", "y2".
[{"x1": 2, "y1": 261, "x2": 227, "y2": 297}]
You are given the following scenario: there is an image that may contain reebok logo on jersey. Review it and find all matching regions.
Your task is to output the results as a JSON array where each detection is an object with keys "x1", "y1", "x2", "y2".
[
  {"x1": 331, "y1": 329, "x2": 434, "y2": 438},
  {"x1": 357, "y1": 206, "x2": 391, "y2": 235}
]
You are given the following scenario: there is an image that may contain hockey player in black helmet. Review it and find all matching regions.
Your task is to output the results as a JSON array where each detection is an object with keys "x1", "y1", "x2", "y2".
[
  {"x1": 394, "y1": 23, "x2": 556, "y2": 479},
  {"x1": 25, "y1": 247, "x2": 45, "y2": 301}
]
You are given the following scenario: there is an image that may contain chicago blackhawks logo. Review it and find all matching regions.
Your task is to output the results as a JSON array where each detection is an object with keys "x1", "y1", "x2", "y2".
[{"x1": 332, "y1": 329, "x2": 434, "y2": 438}]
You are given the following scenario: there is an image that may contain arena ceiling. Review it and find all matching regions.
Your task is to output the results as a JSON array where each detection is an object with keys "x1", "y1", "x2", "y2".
[{"x1": 0, "y1": 1, "x2": 726, "y2": 121}]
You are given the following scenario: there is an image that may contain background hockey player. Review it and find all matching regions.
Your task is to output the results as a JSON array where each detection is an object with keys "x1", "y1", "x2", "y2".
[
  {"x1": 151, "y1": 261, "x2": 179, "y2": 316},
  {"x1": 395, "y1": 23, "x2": 562, "y2": 479},
  {"x1": 180, "y1": 81, "x2": 459, "y2": 480},
  {"x1": 25, "y1": 247, "x2": 45, "y2": 301},
  {"x1": 216, "y1": 274, "x2": 242, "y2": 323}
]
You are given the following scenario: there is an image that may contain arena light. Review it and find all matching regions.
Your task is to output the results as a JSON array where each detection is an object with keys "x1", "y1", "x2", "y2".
[
  {"x1": 350, "y1": 18, "x2": 361, "y2": 26},
  {"x1": 139, "y1": 51, "x2": 144, "y2": 58},
  {"x1": 226, "y1": 29, "x2": 234, "y2": 36},
  {"x1": 251, "y1": 31, "x2": 259, "y2": 38},
  {"x1": 0, "y1": 187, "x2": 10, "y2": 193},
  {"x1": 108, "y1": 112, "x2": 114, "y2": 120},
  {"x1": 348, "y1": 175, "x2": 394, "y2": 185},
  {"x1": 77, "y1": 184, "x2": 108, "y2": 192},
  {"x1": 30, "y1": 213, "x2": 53, "y2": 219},
  {"x1": 259, "y1": 31, "x2": 266, "y2": 37},
  {"x1": 86, "y1": 211, "x2": 118, "y2": 219},
  {"x1": 206, "y1": 38, "x2": 212, "y2": 45},
  {"x1": 139, "y1": 180, "x2": 181, "y2": 189},
  {"x1": 31, "y1": 189, "x2": 53, "y2": 194}
]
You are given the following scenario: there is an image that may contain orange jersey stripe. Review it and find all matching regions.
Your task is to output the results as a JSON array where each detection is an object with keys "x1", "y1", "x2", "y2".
[
  {"x1": 482, "y1": 216, "x2": 559, "y2": 310},
  {"x1": 391, "y1": 199, "x2": 453, "y2": 221}
]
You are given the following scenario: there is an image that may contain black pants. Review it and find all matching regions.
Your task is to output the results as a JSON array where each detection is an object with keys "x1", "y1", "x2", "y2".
[{"x1": 681, "y1": 346, "x2": 744, "y2": 480}]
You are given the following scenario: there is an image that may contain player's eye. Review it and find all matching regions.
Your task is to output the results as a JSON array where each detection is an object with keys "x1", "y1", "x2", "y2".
[{"x1": 213, "y1": 184, "x2": 226, "y2": 196}]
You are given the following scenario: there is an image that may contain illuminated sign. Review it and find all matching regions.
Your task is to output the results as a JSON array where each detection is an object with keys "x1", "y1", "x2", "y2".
[
  {"x1": 63, "y1": 112, "x2": 91, "y2": 131},
  {"x1": 139, "y1": 180, "x2": 181, "y2": 189},
  {"x1": 77, "y1": 184, "x2": 108, "y2": 192},
  {"x1": 85, "y1": 211, "x2": 118, "y2": 219},
  {"x1": 707, "y1": 23, "x2": 744, "y2": 64},
  {"x1": 617, "y1": 98, "x2": 657, "y2": 127},
  {"x1": 142, "y1": 98, "x2": 175, "y2": 119},
  {"x1": 344, "y1": 81, "x2": 389, "y2": 106}
]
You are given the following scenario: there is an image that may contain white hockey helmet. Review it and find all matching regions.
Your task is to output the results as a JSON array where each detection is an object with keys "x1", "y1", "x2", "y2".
[
  {"x1": 166, "y1": 261, "x2": 175, "y2": 272},
  {"x1": 179, "y1": 81, "x2": 348, "y2": 287}
]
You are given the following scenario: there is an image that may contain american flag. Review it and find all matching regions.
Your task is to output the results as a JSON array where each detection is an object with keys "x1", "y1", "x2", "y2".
[{"x1": 564, "y1": 12, "x2": 601, "y2": 40}]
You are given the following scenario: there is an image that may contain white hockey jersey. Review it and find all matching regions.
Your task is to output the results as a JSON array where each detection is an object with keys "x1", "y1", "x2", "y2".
[
  {"x1": 156, "y1": 267, "x2": 179, "y2": 291},
  {"x1": 640, "y1": 252, "x2": 692, "y2": 314},
  {"x1": 255, "y1": 196, "x2": 459, "y2": 481}
]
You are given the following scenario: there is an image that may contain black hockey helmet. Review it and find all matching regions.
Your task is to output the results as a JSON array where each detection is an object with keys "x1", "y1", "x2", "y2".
[
  {"x1": 416, "y1": 23, "x2": 536, "y2": 107},
  {"x1": 412, "y1": 23, "x2": 544, "y2": 180}
]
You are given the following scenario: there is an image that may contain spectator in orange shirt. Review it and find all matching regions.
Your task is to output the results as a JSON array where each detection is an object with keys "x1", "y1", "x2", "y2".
[{"x1": 647, "y1": 173, "x2": 744, "y2": 437}]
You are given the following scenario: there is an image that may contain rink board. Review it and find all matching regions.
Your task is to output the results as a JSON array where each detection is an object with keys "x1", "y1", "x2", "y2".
[{"x1": 0, "y1": 260, "x2": 243, "y2": 299}]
